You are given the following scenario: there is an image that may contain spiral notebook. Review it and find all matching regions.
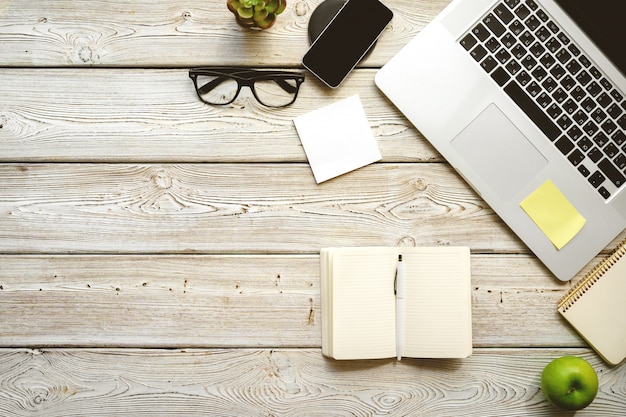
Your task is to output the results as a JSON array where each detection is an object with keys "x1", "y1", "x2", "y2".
[{"x1": 558, "y1": 240, "x2": 626, "y2": 365}]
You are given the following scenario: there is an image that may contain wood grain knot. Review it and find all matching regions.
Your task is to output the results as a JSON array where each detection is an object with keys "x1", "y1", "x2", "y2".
[
  {"x1": 397, "y1": 236, "x2": 416, "y2": 247},
  {"x1": 152, "y1": 169, "x2": 173, "y2": 189},
  {"x1": 411, "y1": 178, "x2": 429, "y2": 192},
  {"x1": 68, "y1": 34, "x2": 101, "y2": 64},
  {"x1": 373, "y1": 392, "x2": 406, "y2": 410},
  {"x1": 294, "y1": 1, "x2": 309, "y2": 16}
]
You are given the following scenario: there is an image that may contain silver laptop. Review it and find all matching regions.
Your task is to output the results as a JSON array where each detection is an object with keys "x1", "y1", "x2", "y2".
[{"x1": 376, "y1": 0, "x2": 626, "y2": 281}]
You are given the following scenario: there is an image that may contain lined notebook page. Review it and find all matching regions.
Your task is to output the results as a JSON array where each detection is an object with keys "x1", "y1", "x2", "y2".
[
  {"x1": 331, "y1": 248, "x2": 397, "y2": 359},
  {"x1": 560, "y1": 254, "x2": 626, "y2": 365},
  {"x1": 402, "y1": 247, "x2": 472, "y2": 358}
]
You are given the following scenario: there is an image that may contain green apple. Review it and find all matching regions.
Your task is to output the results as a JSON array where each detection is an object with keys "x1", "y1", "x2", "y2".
[{"x1": 541, "y1": 356, "x2": 599, "y2": 410}]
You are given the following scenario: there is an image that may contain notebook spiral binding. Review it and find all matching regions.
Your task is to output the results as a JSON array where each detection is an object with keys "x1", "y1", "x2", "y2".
[{"x1": 558, "y1": 239, "x2": 626, "y2": 312}]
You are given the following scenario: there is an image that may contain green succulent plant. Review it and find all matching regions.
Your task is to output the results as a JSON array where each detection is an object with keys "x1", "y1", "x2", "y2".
[{"x1": 227, "y1": 0, "x2": 287, "y2": 29}]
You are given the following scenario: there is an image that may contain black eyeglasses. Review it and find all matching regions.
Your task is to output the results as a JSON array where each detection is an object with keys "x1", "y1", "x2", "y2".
[{"x1": 189, "y1": 67, "x2": 305, "y2": 108}]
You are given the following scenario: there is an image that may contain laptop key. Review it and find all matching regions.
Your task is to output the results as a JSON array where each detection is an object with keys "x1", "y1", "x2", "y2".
[
  {"x1": 506, "y1": 60, "x2": 522, "y2": 75},
  {"x1": 537, "y1": 92, "x2": 552, "y2": 108},
  {"x1": 610, "y1": 90, "x2": 623, "y2": 103},
  {"x1": 563, "y1": 99, "x2": 577, "y2": 114},
  {"x1": 516, "y1": 70, "x2": 531, "y2": 86},
  {"x1": 472, "y1": 24, "x2": 491, "y2": 41},
  {"x1": 471, "y1": 45, "x2": 488, "y2": 61},
  {"x1": 526, "y1": 81, "x2": 541, "y2": 97},
  {"x1": 602, "y1": 120, "x2": 617, "y2": 135},
  {"x1": 604, "y1": 143, "x2": 619, "y2": 159},
  {"x1": 598, "y1": 158, "x2": 626, "y2": 187},
  {"x1": 568, "y1": 149, "x2": 585, "y2": 166},
  {"x1": 494, "y1": 3, "x2": 514, "y2": 23},
  {"x1": 588, "y1": 171, "x2": 605, "y2": 188},
  {"x1": 614, "y1": 153, "x2": 626, "y2": 170},
  {"x1": 598, "y1": 187, "x2": 611, "y2": 199},
  {"x1": 578, "y1": 137, "x2": 593, "y2": 152},
  {"x1": 460, "y1": 34, "x2": 477, "y2": 51},
  {"x1": 495, "y1": 49, "x2": 512, "y2": 64},
  {"x1": 509, "y1": 20, "x2": 524, "y2": 36},
  {"x1": 573, "y1": 110, "x2": 588, "y2": 125},
  {"x1": 481, "y1": 56, "x2": 498, "y2": 73},
  {"x1": 613, "y1": 131, "x2": 626, "y2": 147},
  {"x1": 491, "y1": 67, "x2": 511, "y2": 86},
  {"x1": 504, "y1": 80, "x2": 561, "y2": 140},
  {"x1": 546, "y1": 103, "x2": 562, "y2": 118},
  {"x1": 579, "y1": 55, "x2": 592, "y2": 68},
  {"x1": 515, "y1": 4, "x2": 530, "y2": 19},
  {"x1": 557, "y1": 114, "x2": 573, "y2": 130},
  {"x1": 484, "y1": 13, "x2": 506, "y2": 37},
  {"x1": 536, "y1": 26, "x2": 551, "y2": 42},
  {"x1": 568, "y1": 44, "x2": 581, "y2": 56},
  {"x1": 596, "y1": 91, "x2": 611, "y2": 106},
  {"x1": 578, "y1": 164, "x2": 590, "y2": 177},
  {"x1": 542, "y1": 77, "x2": 557, "y2": 92},
  {"x1": 525, "y1": 15, "x2": 541, "y2": 31},
  {"x1": 581, "y1": 97, "x2": 596, "y2": 112},
  {"x1": 552, "y1": 88, "x2": 567, "y2": 103},
  {"x1": 539, "y1": 53, "x2": 556, "y2": 68},
  {"x1": 485, "y1": 37, "x2": 501, "y2": 52},
  {"x1": 505, "y1": 0, "x2": 521, "y2": 9},
  {"x1": 547, "y1": 21, "x2": 559, "y2": 34},
  {"x1": 593, "y1": 131, "x2": 609, "y2": 147},
  {"x1": 520, "y1": 31, "x2": 535, "y2": 47},
  {"x1": 576, "y1": 70, "x2": 592, "y2": 86},
  {"x1": 588, "y1": 147, "x2": 603, "y2": 162},
  {"x1": 536, "y1": 9, "x2": 549, "y2": 22},
  {"x1": 592, "y1": 108, "x2": 607, "y2": 124},
  {"x1": 555, "y1": 136, "x2": 574, "y2": 154},
  {"x1": 567, "y1": 126, "x2": 583, "y2": 141},
  {"x1": 571, "y1": 86, "x2": 586, "y2": 101},
  {"x1": 607, "y1": 103, "x2": 623, "y2": 119},
  {"x1": 583, "y1": 121, "x2": 599, "y2": 136},
  {"x1": 546, "y1": 38, "x2": 561, "y2": 53}
]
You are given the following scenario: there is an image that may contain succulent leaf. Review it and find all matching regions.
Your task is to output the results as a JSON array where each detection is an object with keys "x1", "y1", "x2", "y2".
[
  {"x1": 237, "y1": 6, "x2": 254, "y2": 19},
  {"x1": 227, "y1": 0, "x2": 285, "y2": 29}
]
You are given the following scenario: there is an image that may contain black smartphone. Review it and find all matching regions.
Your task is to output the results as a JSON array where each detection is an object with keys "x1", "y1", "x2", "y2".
[{"x1": 302, "y1": 0, "x2": 393, "y2": 88}]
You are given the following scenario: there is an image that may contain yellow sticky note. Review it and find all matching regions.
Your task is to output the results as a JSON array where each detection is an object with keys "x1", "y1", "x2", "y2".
[{"x1": 520, "y1": 180, "x2": 586, "y2": 250}]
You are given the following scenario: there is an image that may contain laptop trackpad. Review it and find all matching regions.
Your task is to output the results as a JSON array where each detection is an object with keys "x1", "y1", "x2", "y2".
[{"x1": 450, "y1": 104, "x2": 548, "y2": 200}]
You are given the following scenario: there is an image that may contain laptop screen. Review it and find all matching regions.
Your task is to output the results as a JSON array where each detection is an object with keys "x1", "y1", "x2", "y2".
[{"x1": 555, "y1": 0, "x2": 626, "y2": 77}]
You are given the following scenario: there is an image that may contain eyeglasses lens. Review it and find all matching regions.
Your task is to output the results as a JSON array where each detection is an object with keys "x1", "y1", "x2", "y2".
[
  {"x1": 253, "y1": 78, "x2": 299, "y2": 107},
  {"x1": 195, "y1": 75, "x2": 239, "y2": 105}
]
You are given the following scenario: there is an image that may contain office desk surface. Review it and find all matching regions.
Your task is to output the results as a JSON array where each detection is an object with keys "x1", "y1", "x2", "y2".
[{"x1": 1, "y1": 1, "x2": 624, "y2": 415}]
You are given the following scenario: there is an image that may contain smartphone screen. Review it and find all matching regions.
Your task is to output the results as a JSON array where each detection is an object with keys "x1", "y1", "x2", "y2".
[{"x1": 302, "y1": 0, "x2": 393, "y2": 88}]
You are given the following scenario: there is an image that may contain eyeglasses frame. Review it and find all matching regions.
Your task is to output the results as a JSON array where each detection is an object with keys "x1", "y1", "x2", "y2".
[{"x1": 189, "y1": 67, "x2": 306, "y2": 108}]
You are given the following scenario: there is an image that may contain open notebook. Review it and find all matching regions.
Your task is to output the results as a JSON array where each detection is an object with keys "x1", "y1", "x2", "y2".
[{"x1": 321, "y1": 246, "x2": 472, "y2": 360}]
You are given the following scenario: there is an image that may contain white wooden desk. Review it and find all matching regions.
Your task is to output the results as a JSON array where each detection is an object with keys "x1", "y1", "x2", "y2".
[{"x1": 1, "y1": 1, "x2": 625, "y2": 415}]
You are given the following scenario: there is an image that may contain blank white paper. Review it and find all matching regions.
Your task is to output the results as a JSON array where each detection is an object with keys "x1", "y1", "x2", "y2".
[{"x1": 293, "y1": 95, "x2": 382, "y2": 183}]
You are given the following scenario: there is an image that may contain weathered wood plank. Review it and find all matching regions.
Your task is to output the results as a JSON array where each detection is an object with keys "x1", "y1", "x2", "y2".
[
  {"x1": 0, "y1": 0, "x2": 449, "y2": 67},
  {"x1": 0, "y1": 254, "x2": 606, "y2": 348},
  {"x1": 0, "y1": 163, "x2": 523, "y2": 253},
  {"x1": 0, "y1": 69, "x2": 430, "y2": 162},
  {"x1": 0, "y1": 348, "x2": 623, "y2": 416}
]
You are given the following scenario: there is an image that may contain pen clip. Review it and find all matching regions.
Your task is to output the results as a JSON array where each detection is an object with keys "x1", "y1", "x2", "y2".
[
  {"x1": 394, "y1": 254, "x2": 402, "y2": 295},
  {"x1": 394, "y1": 270, "x2": 397, "y2": 295}
]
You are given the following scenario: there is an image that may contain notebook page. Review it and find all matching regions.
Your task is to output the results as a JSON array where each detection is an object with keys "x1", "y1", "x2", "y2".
[
  {"x1": 401, "y1": 247, "x2": 472, "y2": 358},
  {"x1": 330, "y1": 248, "x2": 397, "y2": 359},
  {"x1": 561, "y1": 257, "x2": 626, "y2": 365}
]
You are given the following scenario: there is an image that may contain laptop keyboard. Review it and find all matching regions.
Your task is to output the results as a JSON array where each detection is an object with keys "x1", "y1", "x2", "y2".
[{"x1": 459, "y1": 0, "x2": 626, "y2": 199}]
